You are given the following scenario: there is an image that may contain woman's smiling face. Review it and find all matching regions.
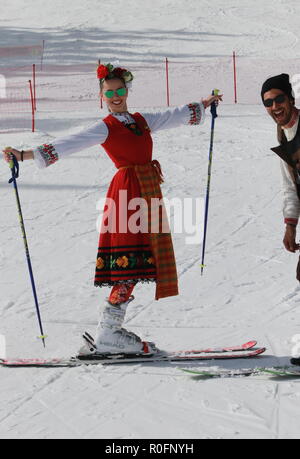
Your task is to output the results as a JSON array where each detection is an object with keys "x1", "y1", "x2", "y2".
[{"x1": 100, "y1": 78, "x2": 128, "y2": 113}]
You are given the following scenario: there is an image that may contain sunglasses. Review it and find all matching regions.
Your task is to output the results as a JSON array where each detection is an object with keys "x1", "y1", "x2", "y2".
[
  {"x1": 263, "y1": 93, "x2": 286, "y2": 107},
  {"x1": 104, "y1": 88, "x2": 127, "y2": 98}
]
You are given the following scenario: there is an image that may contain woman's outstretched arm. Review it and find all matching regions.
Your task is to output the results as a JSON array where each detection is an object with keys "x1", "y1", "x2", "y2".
[
  {"x1": 2, "y1": 120, "x2": 109, "y2": 168},
  {"x1": 141, "y1": 93, "x2": 222, "y2": 133}
]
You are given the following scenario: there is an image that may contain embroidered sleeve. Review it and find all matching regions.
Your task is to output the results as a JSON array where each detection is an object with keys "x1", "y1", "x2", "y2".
[
  {"x1": 33, "y1": 120, "x2": 109, "y2": 169},
  {"x1": 35, "y1": 144, "x2": 59, "y2": 168},
  {"x1": 187, "y1": 103, "x2": 203, "y2": 125},
  {"x1": 141, "y1": 103, "x2": 205, "y2": 134},
  {"x1": 285, "y1": 218, "x2": 298, "y2": 226}
]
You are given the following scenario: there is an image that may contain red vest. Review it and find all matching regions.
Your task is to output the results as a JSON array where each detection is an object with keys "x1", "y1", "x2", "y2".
[{"x1": 102, "y1": 113, "x2": 153, "y2": 169}]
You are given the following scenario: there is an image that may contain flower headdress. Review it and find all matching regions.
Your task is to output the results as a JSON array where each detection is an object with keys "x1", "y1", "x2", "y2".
[{"x1": 97, "y1": 63, "x2": 134, "y2": 88}]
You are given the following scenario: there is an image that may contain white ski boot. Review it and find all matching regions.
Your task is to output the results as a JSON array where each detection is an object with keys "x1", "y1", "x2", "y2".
[{"x1": 78, "y1": 296, "x2": 157, "y2": 357}]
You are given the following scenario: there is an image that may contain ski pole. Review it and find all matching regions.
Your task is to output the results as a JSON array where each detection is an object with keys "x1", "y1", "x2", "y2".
[
  {"x1": 201, "y1": 89, "x2": 219, "y2": 275},
  {"x1": 8, "y1": 154, "x2": 47, "y2": 347}
]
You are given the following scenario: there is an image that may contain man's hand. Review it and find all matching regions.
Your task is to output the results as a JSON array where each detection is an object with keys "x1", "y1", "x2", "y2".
[{"x1": 283, "y1": 225, "x2": 300, "y2": 252}]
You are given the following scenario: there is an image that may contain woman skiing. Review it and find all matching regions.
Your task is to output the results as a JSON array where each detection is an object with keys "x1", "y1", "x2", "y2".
[{"x1": 2, "y1": 63, "x2": 222, "y2": 357}]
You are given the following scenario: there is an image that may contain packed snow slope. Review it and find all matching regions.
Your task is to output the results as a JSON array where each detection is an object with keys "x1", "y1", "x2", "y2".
[{"x1": 1, "y1": 0, "x2": 300, "y2": 439}]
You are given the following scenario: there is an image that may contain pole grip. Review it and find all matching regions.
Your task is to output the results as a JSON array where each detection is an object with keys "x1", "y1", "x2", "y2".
[
  {"x1": 8, "y1": 157, "x2": 14, "y2": 170},
  {"x1": 210, "y1": 89, "x2": 219, "y2": 119},
  {"x1": 8, "y1": 154, "x2": 19, "y2": 183}
]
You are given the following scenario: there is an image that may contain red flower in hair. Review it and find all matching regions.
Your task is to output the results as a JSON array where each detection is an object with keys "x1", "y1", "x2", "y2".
[{"x1": 97, "y1": 65, "x2": 109, "y2": 79}]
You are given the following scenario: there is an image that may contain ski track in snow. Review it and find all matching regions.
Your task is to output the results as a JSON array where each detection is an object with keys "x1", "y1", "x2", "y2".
[{"x1": 1, "y1": 0, "x2": 300, "y2": 439}]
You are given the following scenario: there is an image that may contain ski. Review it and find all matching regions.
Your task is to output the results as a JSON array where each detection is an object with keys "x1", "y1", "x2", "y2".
[
  {"x1": 0, "y1": 347, "x2": 266, "y2": 368},
  {"x1": 183, "y1": 340, "x2": 257, "y2": 354},
  {"x1": 82, "y1": 332, "x2": 258, "y2": 356},
  {"x1": 181, "y1": 365, "x2": 300, "y2": 379}
]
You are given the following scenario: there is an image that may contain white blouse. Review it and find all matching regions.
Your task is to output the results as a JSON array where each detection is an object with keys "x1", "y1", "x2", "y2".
[
  {"x1": 33, "y1": 103, "x2": 205, "y2": 169},
  {"x1": 280, "y1": 116, "x2": 300, "y2": 224}
]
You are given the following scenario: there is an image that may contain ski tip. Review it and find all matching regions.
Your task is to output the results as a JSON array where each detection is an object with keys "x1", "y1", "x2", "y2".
[
  {"x1": 244, "y1": 340, "x2": 257, "y2": 349},
  {"x1": 252, "y1": 347, "x2": 266, "y2": 356},
  {"x1": 180, "y1": 368, "x2": 204, "y2": 375}
]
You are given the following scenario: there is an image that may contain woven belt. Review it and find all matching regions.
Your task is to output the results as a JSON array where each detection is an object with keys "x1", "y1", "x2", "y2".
[{"x1": 118, "y1": 160, "x2": 164, "y2": 184}]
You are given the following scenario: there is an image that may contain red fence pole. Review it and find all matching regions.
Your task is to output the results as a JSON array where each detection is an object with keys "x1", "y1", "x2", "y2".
[
  {"x1": 233, "y1": 51, "x2": 237, "y2": 104},
  {"x1": 165, "y1": 57, "x2": 170, "y2": 107},
  {"x1": 29, "y1": 80, "x2": 35, "y2": 132},
  {"x1": 98, "y1": 59, "x2": 103, "y2": 109},
  {"x1": 32, "y1": 64, "x2": 36, "y2": 111}
]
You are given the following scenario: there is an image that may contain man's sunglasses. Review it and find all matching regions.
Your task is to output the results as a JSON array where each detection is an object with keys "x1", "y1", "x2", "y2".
[
  {"x1": 263, "y1": 93, "x2": 286, "y2": 107},
  {"x1": 104, "y1": 88, "x2": 127, "y2": 98}
]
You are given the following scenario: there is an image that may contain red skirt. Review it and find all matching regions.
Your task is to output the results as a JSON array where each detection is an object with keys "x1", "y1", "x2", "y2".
[{"x1": 94, "y1": 167, "x2": 157, "y2": 287}]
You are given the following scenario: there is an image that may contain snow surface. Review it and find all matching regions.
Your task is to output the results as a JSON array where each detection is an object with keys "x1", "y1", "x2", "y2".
[{"x1": 1, "y1": 0, "x2": 300, "y2": 439}]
